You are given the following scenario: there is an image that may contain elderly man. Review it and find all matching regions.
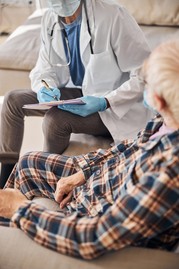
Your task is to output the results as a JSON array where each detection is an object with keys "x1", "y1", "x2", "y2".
[{"x1": 0, "y1": 40, "x2": 179, "y2": 259}]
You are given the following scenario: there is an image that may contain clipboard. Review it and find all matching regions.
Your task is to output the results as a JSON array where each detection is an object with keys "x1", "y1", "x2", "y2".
[{"x1": 23, "y1": 98, "x2": 86, "y2": 110}]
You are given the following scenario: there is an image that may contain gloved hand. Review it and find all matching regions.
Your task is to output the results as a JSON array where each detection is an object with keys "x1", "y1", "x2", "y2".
[
  {"x1": 37, "y1": 87, "x2": 61, "y2": 103},
  {"x1": 58, "y1": 95, "x2": 107, "y2": 117}
]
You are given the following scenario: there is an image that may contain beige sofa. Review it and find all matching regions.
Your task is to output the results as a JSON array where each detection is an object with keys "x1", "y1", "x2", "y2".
[
  {"x1": 0, "y1": 1, "x2": 179, "y2": 268},
  {"x1": 0, "y1": 2, "x2": 36, "y2": 34}
]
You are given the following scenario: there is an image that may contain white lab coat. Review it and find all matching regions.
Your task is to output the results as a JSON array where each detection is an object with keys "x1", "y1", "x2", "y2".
[{"x1": 30, "y1": 0, "x2": 153, "y2": 143}]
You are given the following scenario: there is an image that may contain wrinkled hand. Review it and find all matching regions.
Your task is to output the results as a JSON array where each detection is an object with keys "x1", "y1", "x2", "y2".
[
  {"x1": 37, "y1": 86, "x2": 61, "y2": 103},
  {"x1": 54, "y1": 177, "x2": 73, "y2": 209},
  {"x1": 54, "y1": 171, "x2": 86, "y2": 209},
  {"x1": 58, "y1": 96, "x2": 107, "y2": 117},
  {"x1": 0, "y1": 188, "x2": 28, "y2": 219}
]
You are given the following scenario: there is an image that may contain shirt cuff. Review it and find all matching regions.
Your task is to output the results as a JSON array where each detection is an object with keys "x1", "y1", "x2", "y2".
[{"x1": 73, "y1": 155, "x2": 93, "y2": 181}]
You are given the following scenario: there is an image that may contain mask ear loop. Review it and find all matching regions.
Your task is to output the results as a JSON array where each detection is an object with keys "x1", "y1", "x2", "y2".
[{"x1": 83, "y1": 0, "x2": 94, "y2": 54}]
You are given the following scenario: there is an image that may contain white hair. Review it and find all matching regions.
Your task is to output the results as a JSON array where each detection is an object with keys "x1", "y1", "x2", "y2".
[{"x1": 143, "y1": 40, "x2": 179, "y2": 124}]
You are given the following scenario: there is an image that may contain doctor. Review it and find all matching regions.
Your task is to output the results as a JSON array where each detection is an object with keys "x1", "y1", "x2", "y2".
[{"x1": 0, "y1": 0, "x2": 153, "y2": 187}]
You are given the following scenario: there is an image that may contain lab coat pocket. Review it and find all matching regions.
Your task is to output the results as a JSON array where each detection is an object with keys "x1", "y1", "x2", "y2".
[{"x1": 83, "y1": 50, "x2": 120, "y2": 96}]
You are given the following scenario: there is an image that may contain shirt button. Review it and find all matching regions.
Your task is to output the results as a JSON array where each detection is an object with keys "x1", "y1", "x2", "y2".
[{"x1": 96, "y1": 170, "x2": 100, "y2": 176}]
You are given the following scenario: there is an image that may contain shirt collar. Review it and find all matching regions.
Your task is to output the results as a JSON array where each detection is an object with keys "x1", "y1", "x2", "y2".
[{"x1": 137, "y1": 115, "x2": 179, "y2": 151}]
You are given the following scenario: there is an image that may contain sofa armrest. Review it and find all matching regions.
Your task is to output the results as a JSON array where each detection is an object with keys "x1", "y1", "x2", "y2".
[{"x1": 0, "y1": 152, "x2": 19, "y2": 164}]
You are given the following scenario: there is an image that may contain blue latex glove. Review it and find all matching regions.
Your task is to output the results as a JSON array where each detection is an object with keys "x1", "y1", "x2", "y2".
[
  {"x1": 37, "y1": 87, "x2": 61, "y2": 103},
  {"x1": 58, "y1": 96, "x2": 107, "y2": 117}
]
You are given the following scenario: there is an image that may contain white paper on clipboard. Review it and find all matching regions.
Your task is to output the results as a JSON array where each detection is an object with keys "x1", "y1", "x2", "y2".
[{"x1": 23, "y1": 98, "x2": 86, "y2": 110}]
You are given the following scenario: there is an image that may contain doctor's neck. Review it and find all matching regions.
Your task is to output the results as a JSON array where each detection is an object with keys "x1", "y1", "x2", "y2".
[{"x1": 61, "y1": 3, "x2": 82, "y2": 24}]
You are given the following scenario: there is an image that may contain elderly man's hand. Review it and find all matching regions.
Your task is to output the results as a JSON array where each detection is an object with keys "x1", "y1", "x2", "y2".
[
  {"x1": 0, "y1": 188, "x2": 28, "y2": 219},
  {"x1": 54, "y1": 177, "x2": 73, "y2": 209},
  {"x1": 54, "y1": 171, "x2": 85, "y2": 209}
]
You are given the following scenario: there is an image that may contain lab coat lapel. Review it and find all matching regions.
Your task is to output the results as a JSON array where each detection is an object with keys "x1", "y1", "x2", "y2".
[
  {"x1": 80, "y1": 1, "x2": 94, "y2": 65},
  {"x1": 51, "y1": 21, "x2": 67, "y2": 63}
]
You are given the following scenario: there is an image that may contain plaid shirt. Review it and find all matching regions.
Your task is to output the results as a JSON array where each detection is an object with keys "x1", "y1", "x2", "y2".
[{"x1": 9, "y1": 115, "x2": 179, "y2": 259}]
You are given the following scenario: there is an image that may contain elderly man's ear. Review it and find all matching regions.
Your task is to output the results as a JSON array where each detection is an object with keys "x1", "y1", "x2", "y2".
[{"x1": 153, "y1": 93, "x2": 167, "y2": 112}]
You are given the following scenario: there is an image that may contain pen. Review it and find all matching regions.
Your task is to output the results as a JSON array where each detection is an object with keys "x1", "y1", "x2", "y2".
[{"x1": 41, "y1": 79, "x2": 58, "y2": 101}]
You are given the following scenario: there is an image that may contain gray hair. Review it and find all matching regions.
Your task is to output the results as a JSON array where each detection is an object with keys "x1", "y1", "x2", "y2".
[{"x1": 143, "y1": 40, "x2": 179, "y2": 124}]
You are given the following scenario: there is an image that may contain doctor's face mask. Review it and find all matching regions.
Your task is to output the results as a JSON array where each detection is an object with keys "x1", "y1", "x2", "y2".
[{"x1": 47, "y1": 0, "x2": 81, "y2": 17}]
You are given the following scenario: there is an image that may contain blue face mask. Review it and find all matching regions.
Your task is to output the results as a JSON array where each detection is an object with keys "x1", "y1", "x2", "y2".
[
  {"x1": 143, "y1": 89, "x2": 157, "y2": 113},
  {"x1": 48, "y1": 0, "x2": 81, "y2": 17}
]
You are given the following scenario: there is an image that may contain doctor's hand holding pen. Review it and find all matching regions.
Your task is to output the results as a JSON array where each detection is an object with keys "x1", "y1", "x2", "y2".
[
  {"x1": 38, "y1": 79, "x2": 110, "y2": 116},
  {"x1": 37, "y1": 80, "x2": 61, "y2": 102}
]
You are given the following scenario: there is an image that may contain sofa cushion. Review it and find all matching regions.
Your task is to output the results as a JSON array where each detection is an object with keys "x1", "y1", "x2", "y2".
[
  {"x1": 118, "y1": 0, "x2": 179, "y2": 26},
  {"x1": 140, "y1": 25, "x2": 179, "y2": 50},
  {"x1": 0, "y1": 3, "x2": 36, "y2": 33},
  {"x1": 0, "y1": 9, "x2": 44, "y2": 71},
  {"x1": 0, "y1": 26, "x2": 40, "y2": 71},
  {"x1": 0, "y1": 223, "x2": 178, "y2": 269}
]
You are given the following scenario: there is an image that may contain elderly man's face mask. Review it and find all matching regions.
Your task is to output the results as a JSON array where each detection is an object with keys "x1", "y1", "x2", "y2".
[{"x1": 47, "y1": 0, "x2": 81, "y2": 17}]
